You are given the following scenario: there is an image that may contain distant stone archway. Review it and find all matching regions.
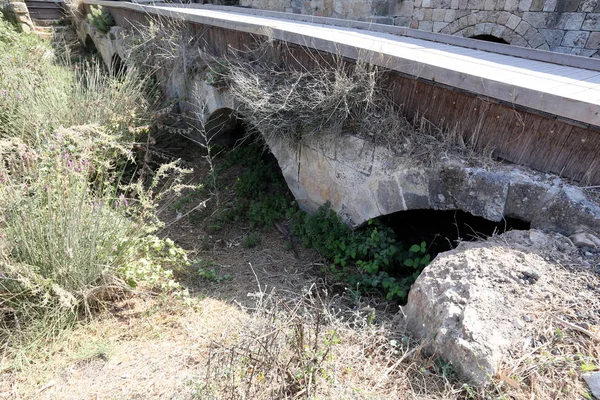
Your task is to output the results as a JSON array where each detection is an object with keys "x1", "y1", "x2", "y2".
[
  {"x1": 471, "y1": 34, "x2": 509, "y2": 44},
  {"x1": 440, "y1": 13, "x2": 549, "y2": 50}
]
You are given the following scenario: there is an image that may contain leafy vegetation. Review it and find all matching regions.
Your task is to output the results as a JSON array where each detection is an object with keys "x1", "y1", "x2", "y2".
[
  {"x1": 87, "y1": 5, "x2": 115, "y2": 34},
  {"x1": 215, "y1": 142, "x2": 429, "y2": 301},
  {"x1": 0, "y1": 16, "x2": 188, "y2": 347},
  {"x1": 290, "y1": 204, "x2": 428, "y2": 301}
]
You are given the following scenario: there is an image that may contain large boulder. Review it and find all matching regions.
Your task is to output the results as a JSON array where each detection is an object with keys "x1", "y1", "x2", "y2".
[{"x1": 402, "y1": 229, "x2": 580, "y2": 385}]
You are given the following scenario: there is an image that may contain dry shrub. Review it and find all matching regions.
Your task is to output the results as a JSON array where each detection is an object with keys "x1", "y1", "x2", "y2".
[
  {"x1": 196, "y1": 277, "x2": 462, "y2": 399},
  {"x1": 224, "y1": 41, "x2": 489, "y2": 165}
]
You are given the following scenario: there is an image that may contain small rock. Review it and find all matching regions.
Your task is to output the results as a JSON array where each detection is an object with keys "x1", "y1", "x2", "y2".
[
  {"x1": 583, "y1": 372, "x2": 600, "y2": 399},
  {"x1": 570, "y1": 233, "x2": 600, "y2": 249},
  {"x1": 513, "y1": 318, "x2": 525, "y2": 329}
]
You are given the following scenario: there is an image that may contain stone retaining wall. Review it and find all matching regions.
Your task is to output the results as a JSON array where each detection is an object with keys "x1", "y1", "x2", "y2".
[
  {"x1": 239, "y1": 0, "x2": 600, "y2": 56},
  {"x1": 1, "y1": 0, "x2": 34, "y2": 33}
]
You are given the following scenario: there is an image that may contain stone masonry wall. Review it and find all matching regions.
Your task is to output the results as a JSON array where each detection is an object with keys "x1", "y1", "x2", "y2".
[{"x1": 239, "y1": 0, "x2": 600, "y2": 56}]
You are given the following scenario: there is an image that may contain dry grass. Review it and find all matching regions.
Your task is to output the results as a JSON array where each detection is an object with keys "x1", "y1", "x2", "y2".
[{"x1": 126, "y1": 19, "x2": 491, "y2": 166}]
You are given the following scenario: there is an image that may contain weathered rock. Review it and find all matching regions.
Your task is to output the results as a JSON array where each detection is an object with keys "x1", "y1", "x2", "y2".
[
  {"x1": 584, "y1": 372, "x2": 600, "y2": 399},
  {"x1": 402, "y1": 230, "x2": 574, "y2": 385},
  {"x1": 265, "y1": 133, "x2": 600, "y2": 236},
  {"x1": 569, "y1": 232, "x2": 600, "y2": 249}
]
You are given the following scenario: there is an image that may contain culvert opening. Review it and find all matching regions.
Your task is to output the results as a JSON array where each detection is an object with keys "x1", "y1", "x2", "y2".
[
  {"x1": 110, "y1": 54, "x2": 127, "y2": 77},
  {"x1": 471, "y1": 34, "x2": 509, "y2": 44},
  {"x1": 380, "y1": 209, "x2": 530, "y2": 258}
]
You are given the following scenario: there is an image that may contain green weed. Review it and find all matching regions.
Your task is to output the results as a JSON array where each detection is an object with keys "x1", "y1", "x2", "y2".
[{"x1": 87, "y1": 5, "x2": 115, "y2": 34}]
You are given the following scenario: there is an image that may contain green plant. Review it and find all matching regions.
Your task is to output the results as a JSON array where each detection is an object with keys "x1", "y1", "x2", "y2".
[
  {"x1": 290, "y1": 203, "x2": 431, "y2": 301},
  {"x1": 195, "y1": 260, "x2": 232, "y2": 283},
  {"x1": 87, "y1": 5, "x2": 115, "y2": 34},
  {"x1": 0, "y1": 23, "x2": 190, "y2": 349},
  {"x1": 218, "y1": 143, "x2": 292, "y2": 229},
  {"x1": 243, "y1": 232, "x2": 262, "y2": 249}
]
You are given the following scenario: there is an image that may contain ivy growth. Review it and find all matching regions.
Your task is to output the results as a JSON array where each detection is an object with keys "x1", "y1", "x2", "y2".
[{"x1": 290, "y1": 204, "x2": 430, "y2": 301}]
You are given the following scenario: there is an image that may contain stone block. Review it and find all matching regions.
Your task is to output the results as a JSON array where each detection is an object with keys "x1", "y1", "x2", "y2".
[
  {"x1": 543, "y1": 0, "x2": 557, "y2": 10},
  {"x1": 336, "y1": 135, "x2": 375, "y2": 176},
  {"x1": 410, "y1": 19, "x2": 419, "y2": 27},
  {"x1": 444, "y1": 9, "x2": 457, "y2": 21},
  {"x1": 539, "y1": 28, "x2": 566, "y2": 48},
  {"x1": 372, "y1": 0, "x2": 395, "y2": 15},
  {"x1": 504, "y1": 0, "x2": 519, "y2": 10},
  {"x1": 531, "y1": 187, "x2": 600, "y2": 236},
  {"x1": 414, "y1": 8, "x2": 425, "y2": 19},
  {"x1": 523, "y1": 25, "x2": 538, "y2": 39},
  {"x1": 394, "y1": 15, "x2": 412, "y2": 25},
  {"x1": 396, "y1": 0, "x2": 415, "y2": 16},
  {"x1": 433, "y1": 20, "x2": 449, "y2": 30},
  {"x1": 515, "y1": 20, "x2": 531, "y2": 35},
  {"x1": 467, "y1": 13, "x2": 477, "y2": 25},
  {"x1": 506, "y1": 13, "x2": 521, "y2": 29},
  {"x1": 581, "y1": 0, "x2": 599, "y2": 11},
  {"x1": 561, "y1": 30, "x2": 590, "y2": 47},
  {"x1": 491, "y1": 23, "x2": 506, "y2": 36},
  {"x1": 484, "y1": 0, "x2": 496, "y2": 9},
  {"x1": 585, "y1": 31, "x2": 600, "y2": 49},
  {"x1": 397, "y1": 169, "x2": 431, "y2": 210},
  {"x1": 362, "y1": 16, "x2": 395, "y2": 24},
  {"x1": 374, "y1": 178, "x2": 407, "y2": 215},
  {"x1": 528, "y1": 32, "x2": 547, "y2": 47},
  {"x1": 582, "y1": 13, "x2": 600, "y2": 30},
  {"x1": 419, "y1": 20, "x2": 434, "y2": 30},
  {"x1": 432, "y1": 7, "x2": 446, "y2": 20},
  {"x1": 556, "y1": 0, "x2": 580, "y2": 11},
  {"x1": 496, "y1": 10, "x2": 511, "y2": 24},
  {"x1": 570, "y1": 48, "x2": 597, "y2": 55},
  {"x1": 459, "y1": 0, "x2": 468, "y2": 8},
  {"x1": 495, "y1": 0, "x2": 506, "y2": 9},
  {"x1": 554, "y1": 12, "x2": 585, "y2": 29},
  {"x1": 423, "y1": 0, "x2": 432, "y2": 7},
  {"x1": 518, "y1": 0, "x2": 532, "y2": 10},
  {"x1": 522, "y1": 12, "x2": 549, "y2": 27},
  {"x1": 451, "y1": 0, "x2": 460, "y2": 8},
  {"x1": 537, "y1": 42, "x2": 550, "y2": 49},
  {"x1": 424, "y1": 8, "x2": 433, "y2": 19},
  {"x1": 415, "y1": 0, "x2": 423, "y2": 7},
  {"x1": 504, "y1": 174, "x2": 552, "y2": 221},
  {"x1": 530, "y1": 0, "x2": 544, "y2": 10}
]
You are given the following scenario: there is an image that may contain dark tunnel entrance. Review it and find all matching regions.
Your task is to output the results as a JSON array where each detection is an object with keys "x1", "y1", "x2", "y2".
[
  {"x1": 380, "y1": 209, "x2": 530, "y2": 257},
  {"x1": 471, "y1": 34, "x2": 509, "y2": 44}
]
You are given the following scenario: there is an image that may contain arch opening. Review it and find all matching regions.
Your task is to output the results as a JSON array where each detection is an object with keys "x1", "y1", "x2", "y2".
[
  {"x1": 110, "y1": 53, "x2": 127, "y2": 77},
  {"x1": 84, "y1": 35, "x2": 97, "y2": 53},
  {"x1": 204, "y1": 108, "x2": 246, "y2": 146},
  {"x1": 380, "y1": 209, "x2": 530, "y2": 257},
  {"x1": 470, "y1": 34, "x2": 509, "y2": 44}
]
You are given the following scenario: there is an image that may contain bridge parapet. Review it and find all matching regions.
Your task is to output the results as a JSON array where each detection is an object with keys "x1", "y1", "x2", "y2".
[
  {"x1": 241, "y1": 0, "x2": 600, "y2": 56},
  {"x1": 80, "y1": 0, "x2": 600, "y2": 186}
]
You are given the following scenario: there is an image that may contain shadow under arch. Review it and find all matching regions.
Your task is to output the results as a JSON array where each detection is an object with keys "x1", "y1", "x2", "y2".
[
  {"x1": 110, "y1": 53, "x2": 127, "y2": 77},
  {"x1": 204, "y1": 107, "x2": 246, "y2": 147},
  {"x1": 471, "y1": 34, "x2": 509, "y2": 44},
  {"x1": 84, "y1": 35, "x2": 97, "y2": 53}
]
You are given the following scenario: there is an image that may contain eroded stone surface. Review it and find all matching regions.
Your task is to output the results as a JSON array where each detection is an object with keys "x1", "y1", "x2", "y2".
[
  {"x1": 267, "y1": 133, "x2": 600, "y2": 236},
  {"x1": 402, "y1": 229, "x2": 579, "y2": 385}
]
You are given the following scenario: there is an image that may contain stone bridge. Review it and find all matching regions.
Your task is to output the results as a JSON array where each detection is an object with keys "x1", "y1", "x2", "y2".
[{"x1": 79, "y1": 0, "x2": 600, "y2": 236}]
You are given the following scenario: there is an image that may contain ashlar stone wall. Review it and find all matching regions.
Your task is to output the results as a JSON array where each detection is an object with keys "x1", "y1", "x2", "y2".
[{"x1": 239, "y1": 0, "x2": 600, "y2": 56}]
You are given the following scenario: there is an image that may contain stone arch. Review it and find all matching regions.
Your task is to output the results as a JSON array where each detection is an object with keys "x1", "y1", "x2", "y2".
[
  {"x1": 455, "y1": 23, "x2": 530, "y2": 47},
  {"x1": 84, "y1": 34, "x2": 97, "y2": 53},
  {"x1": 440, "y1": 12, "x2": 549, "y2": 50},
  {"x1": 110, "y1": 53, "x2": 127, "y2": 77},
  {"x1": 205, "y1": 107, "x2": 245, "y2": 146}
]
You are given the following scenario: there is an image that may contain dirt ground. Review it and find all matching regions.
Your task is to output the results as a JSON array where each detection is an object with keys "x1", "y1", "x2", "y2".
[{"x1": 2, "y1": 136, "x2": 600, "y2": 400}]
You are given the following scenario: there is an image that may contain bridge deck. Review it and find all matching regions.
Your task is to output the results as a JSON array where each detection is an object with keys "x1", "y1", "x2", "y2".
[{"x1": 88, "y1": 0, "x2": 600, "y2": 127}]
